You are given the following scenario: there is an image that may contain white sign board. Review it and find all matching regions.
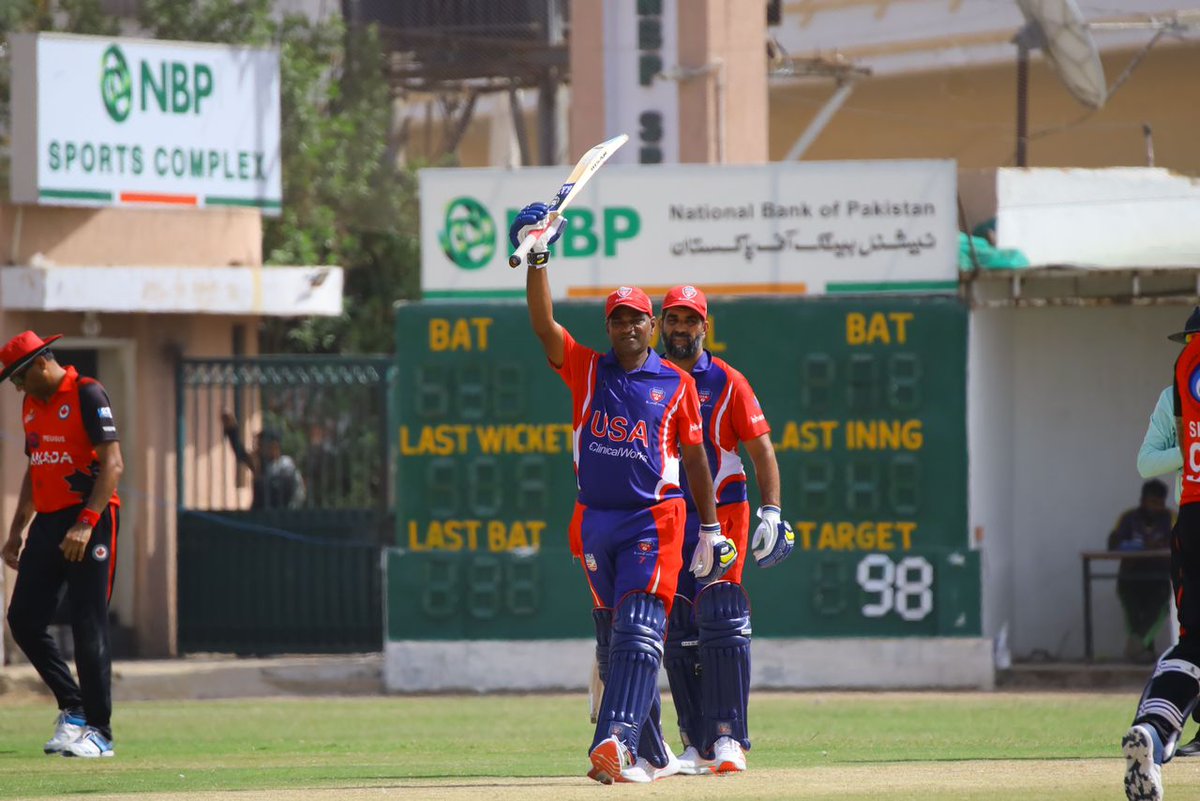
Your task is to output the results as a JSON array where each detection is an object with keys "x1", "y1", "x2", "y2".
[
  {"x1": 603, "y1": 0, "x2": 679, "y2": 165},
  {"x1": 420, "y1": 161, "x2": 957, "y2": 298},
  {"x1": 10, "y1": 33, "x2": 281, "y2": 214},
  {"x1": 995, "y1": 168, "x2": 1200, "y2": 268}
]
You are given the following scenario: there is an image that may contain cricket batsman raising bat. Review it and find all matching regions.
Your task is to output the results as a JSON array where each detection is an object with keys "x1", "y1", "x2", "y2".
[{"x1": 508, "y1": 133, "x2": 628, "y2": 268}]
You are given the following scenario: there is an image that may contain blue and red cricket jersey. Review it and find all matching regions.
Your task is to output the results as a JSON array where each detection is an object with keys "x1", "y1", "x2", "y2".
[
  {"x1": 677, "y1": 351, "x2": 771, "y2": 510},
  {"x1": 552, "y1": 328, "x2": 705, "y2": 608},
  {"x1": 677, "y1": 350, "x2": 771, "y2": 592}
]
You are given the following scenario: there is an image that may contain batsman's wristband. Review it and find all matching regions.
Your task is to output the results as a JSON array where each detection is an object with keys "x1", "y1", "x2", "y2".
[
  {"x1": 700, "y1": 522, "x2": 721, "y2": 534},
  {"x1": 77, "y1": 508, "x2": 101, "y2": 528}
]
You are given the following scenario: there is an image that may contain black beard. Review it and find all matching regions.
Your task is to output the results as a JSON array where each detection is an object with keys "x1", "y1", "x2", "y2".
[{"x1": 665, "y1": 335, "x2": 701, "y2": 360}]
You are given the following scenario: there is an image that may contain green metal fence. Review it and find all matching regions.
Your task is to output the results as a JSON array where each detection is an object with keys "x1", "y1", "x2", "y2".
[{"x1": 176, "y1": 357, "x2": 394, "y2": 655}]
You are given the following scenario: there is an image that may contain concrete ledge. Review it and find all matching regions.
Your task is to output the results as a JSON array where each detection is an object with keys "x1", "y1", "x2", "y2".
[
  {"x1": 385, "y1": 638, "x2": 995, "y2": 692},
  {"x1": 1, "y1": 264, "x2": 343, "y2": 316},
  {"x1": 997, "y1": 661, "x2": 1148, "y2": 690},
  {"x1": 1, "y1": 654, "x2": 383, "y2": 702}
]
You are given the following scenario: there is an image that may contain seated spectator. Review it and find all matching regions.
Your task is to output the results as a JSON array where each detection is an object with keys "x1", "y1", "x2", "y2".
[
  {"x1": 1108, "y1": 479, "x2": 1173, "y2": 661},
  {"x1": 221, "y1": 410, "x2": 306, "y2": 510}
]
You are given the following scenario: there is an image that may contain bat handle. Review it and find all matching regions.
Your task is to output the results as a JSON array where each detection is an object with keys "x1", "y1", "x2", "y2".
[
  {"x1": 508, "y1": 232, "x2": 538, "y2": 268},
  {"x1": 507, "y1": 216, "x2": 565, "y2": 268}
]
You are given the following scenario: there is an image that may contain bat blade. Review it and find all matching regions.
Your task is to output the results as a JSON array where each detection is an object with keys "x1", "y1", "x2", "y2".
[{"x1": 508, "y1": 133, "x2": 629, "y2": 268}]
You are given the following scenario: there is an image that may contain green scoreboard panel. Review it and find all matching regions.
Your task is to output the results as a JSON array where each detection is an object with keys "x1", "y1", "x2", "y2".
[{"x1": 389, "y1": 296, "x2": 978, "y2": 641}]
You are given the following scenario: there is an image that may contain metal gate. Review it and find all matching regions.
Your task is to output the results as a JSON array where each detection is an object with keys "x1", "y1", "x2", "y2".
[{"x1": 176, "y1": 356, "x2": 394, "y2": 654}]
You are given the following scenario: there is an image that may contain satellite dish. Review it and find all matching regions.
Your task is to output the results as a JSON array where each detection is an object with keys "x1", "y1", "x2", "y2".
[
  {"x1": 1009, "y1": 2, "x2": 1200, "y2": 165},
  {"x1": 1016, "y1": 0, "x2": 1107, "y2": 109}
]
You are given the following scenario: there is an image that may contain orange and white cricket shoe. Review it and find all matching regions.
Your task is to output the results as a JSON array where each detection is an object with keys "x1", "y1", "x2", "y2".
[
  {"x1": 676, "y1": 745, "x2": 713, "y2": 775},
  {"x1": 710, "y1": 736, "x2": 746, "y2": 774},
  {"x1": 588, "y1": 736, "x2": 650, "y2": 784},
  {"x1": 624, "y1": 747, "x2": 683, "y2": 781}
]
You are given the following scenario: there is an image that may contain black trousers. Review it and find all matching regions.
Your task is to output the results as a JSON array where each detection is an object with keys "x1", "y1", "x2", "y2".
[{"x1": 7, "y1": 504, "x2": 118, "y2": 741}]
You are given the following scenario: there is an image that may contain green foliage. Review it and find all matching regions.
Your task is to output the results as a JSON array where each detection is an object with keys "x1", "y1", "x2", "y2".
[
  {"x1": 137, "y1": 2, "x2": 419, "y2": 354},
  {"x1": 0, "y1": 0, "x2": 118, "y2": 195},
  {"x1": 1, "y1": 1, "x2": 419, "y2": 353},
  {"x1": 138, "y1": 0, "x2": 275, "y2": 45}
]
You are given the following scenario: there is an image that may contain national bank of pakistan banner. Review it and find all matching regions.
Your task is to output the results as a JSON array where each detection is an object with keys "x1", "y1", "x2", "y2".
[
  {"x1": 10, "y1": 33, "x2": 281, "y2": 214},
  {"x1": 420, "y1": 160, "x2": 957, "y2": 298}
]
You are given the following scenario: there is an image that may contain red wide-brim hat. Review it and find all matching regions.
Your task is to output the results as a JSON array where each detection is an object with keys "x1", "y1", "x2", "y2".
[{"x1": 0, "y1": 331, "x2": 63, "y2": 383}]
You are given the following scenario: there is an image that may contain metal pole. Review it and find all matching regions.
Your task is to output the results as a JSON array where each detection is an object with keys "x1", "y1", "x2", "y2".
[
  {"x1": 1016, "y1": 34, "x2": 1029, "y2": 167},
  {"x1": 784, "y1": 79, "x2": 857, "y2": 161},
  {"x1": 538, "y1": 0, "x2": 566, "y2": 165},
  {"x1": 1082, "y1": 554, "x2": 1094, "y2": 661}
]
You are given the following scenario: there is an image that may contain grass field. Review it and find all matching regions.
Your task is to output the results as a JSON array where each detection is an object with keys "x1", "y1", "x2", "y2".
[{"x1": 1, "y1": 690, "x2": 1198, "y2": 800}]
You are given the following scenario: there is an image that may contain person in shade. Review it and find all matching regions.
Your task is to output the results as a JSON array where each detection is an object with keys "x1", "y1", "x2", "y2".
[{"x1": 1124, "y1": 306, "x2": 1200, "y2": 801}]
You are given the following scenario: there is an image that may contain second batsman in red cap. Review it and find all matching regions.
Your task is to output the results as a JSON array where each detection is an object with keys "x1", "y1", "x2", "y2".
[
  {"x1": 511, "y1": 202, "x2": 733, "y2": 783},
  {"x1": 657, "y1": 285, "x2": 795, "y2": 775}
]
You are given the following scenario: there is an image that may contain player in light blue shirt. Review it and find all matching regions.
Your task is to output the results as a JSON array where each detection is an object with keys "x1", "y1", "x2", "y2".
[{"x1": 1138, "y1": 386, "x2": 1183, "y2": 499}]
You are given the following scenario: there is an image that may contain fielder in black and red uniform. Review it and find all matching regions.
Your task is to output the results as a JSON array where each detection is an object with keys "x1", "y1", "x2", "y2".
[
  {"x1": 1, "y1": 331, "x2": 124, "y2": 759},
  {"x1": 1124, "y1": 307, "x2": 1200, "y2": 801}
]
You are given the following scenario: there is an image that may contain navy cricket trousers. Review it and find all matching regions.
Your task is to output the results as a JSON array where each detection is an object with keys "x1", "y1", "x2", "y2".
[{"x1": 7, "y1": 504, "x2": 118, "y2": 741}]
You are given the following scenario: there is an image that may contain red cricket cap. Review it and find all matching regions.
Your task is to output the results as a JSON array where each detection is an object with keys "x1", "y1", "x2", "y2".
[
  {"x1": 605, "y1": 286, "x2": 653, "y2": 318},
  {"x1": 662, "y1": 284, "x2": 708, "y2": 318},
  {"x1": 0, "y1": 331, "x2": 63, "y2": 383}
]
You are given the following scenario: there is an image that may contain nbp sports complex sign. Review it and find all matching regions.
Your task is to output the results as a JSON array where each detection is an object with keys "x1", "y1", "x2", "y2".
[{"x1": 9, "y1": 33, "x2": 281, "y2": 214}]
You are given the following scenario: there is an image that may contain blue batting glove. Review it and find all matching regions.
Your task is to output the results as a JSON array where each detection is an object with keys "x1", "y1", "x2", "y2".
[
  {"x1": 508, "y1": 202, "x2": 565, "y2": 249},
  {"x1": 752, "y1": 505, "x2": 795, "y2": 568}
]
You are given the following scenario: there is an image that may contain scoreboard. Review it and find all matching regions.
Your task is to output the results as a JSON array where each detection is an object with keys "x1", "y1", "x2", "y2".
[{"x1": 388, "y1": 296, "x2": 978, "y2": 641}]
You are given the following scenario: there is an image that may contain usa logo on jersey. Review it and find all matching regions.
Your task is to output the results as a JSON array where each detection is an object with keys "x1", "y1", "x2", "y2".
[
  {"x1": 698, "y1": 388, "x2": 712, "y2": 404},
  {"x1": 649, "y1": 387, "x2": 665, "y2": 402}
]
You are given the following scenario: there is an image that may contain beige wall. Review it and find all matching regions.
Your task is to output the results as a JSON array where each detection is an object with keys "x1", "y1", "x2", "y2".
[
  {"x1": 568, "y1": 0, "x2": 605, "y2": 166},
  {"x1": 769, "y1": 43, "x2": 1200, "y2": 173},
  {"x1": 421, "y1": 38, "x2": 1200, "y2": 176},
  {"x1": 571, "y1": 0, "x2": 768, "y2": 164},
  {"x1": 677, "y1": 0, "x2": 768, "y2": 163},
  {"x1": 1, "y1": 202, "x2": 265, "y2": 659},
  {"x1": 0, "y1": 204, "x2": 262, "y2": 267}
]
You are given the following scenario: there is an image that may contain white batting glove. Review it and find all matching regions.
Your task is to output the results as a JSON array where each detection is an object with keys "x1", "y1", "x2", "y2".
[
  {"x1": 509, "y1": 206, "x2": 566, "y2": 268},
  {"x1": 752, "y1": 505, "x2": 795, "y2": 568},
  {"x1": 690, "y1": 522, "x2": 737, "y2": 585}
]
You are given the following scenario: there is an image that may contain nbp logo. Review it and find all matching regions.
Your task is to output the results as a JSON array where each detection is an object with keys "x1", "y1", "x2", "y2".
[
  {"x1": 101, "y1": 45, "x2": 133, "y2": 123},
  {"x1": 100, "y1": 42, "x2": 215, "y2": 124},
  {"x1": 439, "y1": 197, "x2": 495, "y2": 270}
]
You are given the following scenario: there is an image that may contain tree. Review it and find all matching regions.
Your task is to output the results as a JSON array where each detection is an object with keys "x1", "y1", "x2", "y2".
[
  {"x1": 137, "y1": 0, "x2": 421, "y2": 354},
  {"x1": 0, "y1": 0, "x2": 117, "y2": 193},
  {"x1": 2, "y1": 0, "x2": 420, "y2": 353}
]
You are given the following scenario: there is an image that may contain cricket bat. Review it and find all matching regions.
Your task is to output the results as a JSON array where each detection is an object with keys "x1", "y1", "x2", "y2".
[{"x1": 508, "y1": 133, "x2": 629, "y2": 268}]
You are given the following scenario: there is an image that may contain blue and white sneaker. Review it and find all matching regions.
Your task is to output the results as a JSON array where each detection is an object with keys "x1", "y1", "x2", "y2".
[
  {"x1": 1123, "y1": 723, "x2": 1164, "y2": 801},
  {"x1": 44, "y1": 710, "x2": 86, "y2": 755},
  {"x1": 62, "y1": 726, "x2": 114, "y2": 758}
]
